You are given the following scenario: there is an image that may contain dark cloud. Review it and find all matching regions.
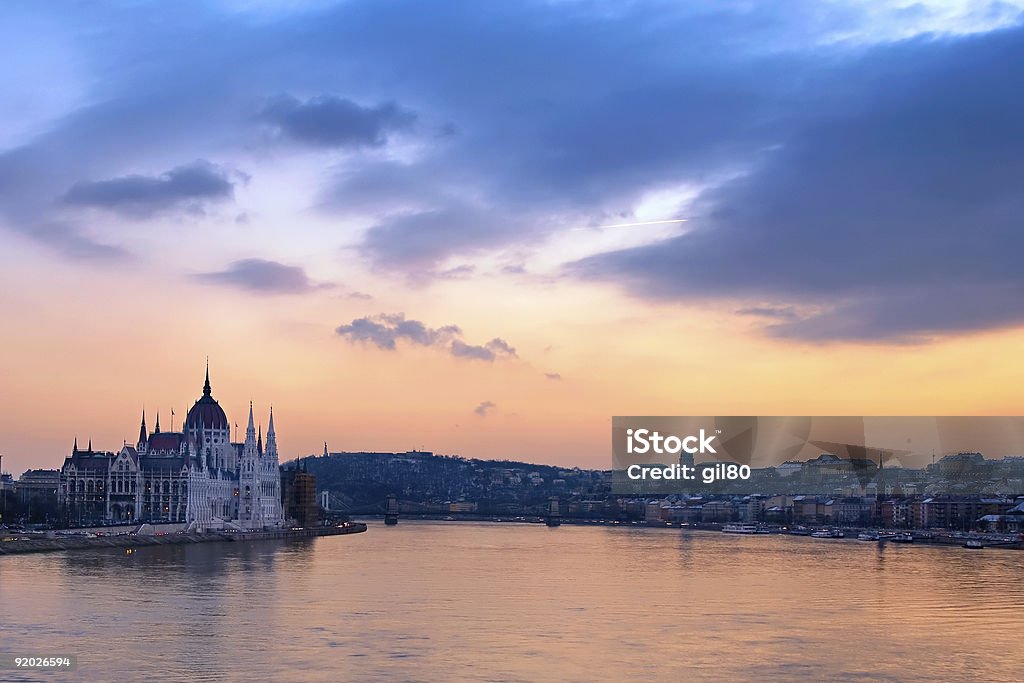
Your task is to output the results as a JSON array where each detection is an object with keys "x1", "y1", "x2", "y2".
[
  {"x1": 764, "y1": 286, "x2": 1024, "y2": 343},
  {"x1": 197, "y1": 258, "x2": 329, "y2": 294},
  {"x1": 474, "y1": 401, "x2": 496, "y2": 417},
  {"x1": 572, "y1": 26, "x2": 1024, "y2": 341},
  {"x1": 335, "y1": 313, "x2": 516, "y2": 361},
  {"x1": 311, "y1": 3, "x2": 812, "y2": 277},
  {"x1": 544, "y1": 372, "x2": 562, "y2": 380},
  {"x1": 62, "y1": 160, "x2": 238, "y2": 217},
  {"x1": 259, "y1": 94, "x2": 416, "y2": 148}
]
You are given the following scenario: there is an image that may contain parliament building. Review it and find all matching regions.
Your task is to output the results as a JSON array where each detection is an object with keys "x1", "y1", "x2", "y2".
[{"x1": 60, "y1": 367, "x2": 284, "y2": 531}]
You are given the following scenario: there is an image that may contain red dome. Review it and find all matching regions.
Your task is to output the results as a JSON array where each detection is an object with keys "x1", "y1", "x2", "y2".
[{"x1": 185, "y1": 396, "x2": 229, "y2": 430}]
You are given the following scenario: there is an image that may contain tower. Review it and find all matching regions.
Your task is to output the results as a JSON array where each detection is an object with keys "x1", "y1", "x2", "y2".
[
  {"x1": 137, "y1": 410, "x2": 148, "y2": 452},
  {"x1": 262, "y1": 406, "x2": 284, "y2": 526},
  {"x1": 266, "y1": 408, "x2": 278, "y2": 460},
  {"x1": 238, "y1": 402, "x2": 262, "y2": 529}
]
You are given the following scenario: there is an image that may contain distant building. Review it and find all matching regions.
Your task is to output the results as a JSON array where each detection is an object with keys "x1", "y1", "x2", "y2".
[
  {"x1": 17, "y1": 469, "x2": 60, "y2": 505},
  {"x1": 0, "y1": 473, "x2": 14, "y2": 521},
  {"x1": 931, "y1": 452, "x2": 987, "y2": 478},
  {"x1": 282, "y1": 461, "x2": 319, "y2": 527},
  {"x1": 919, "y1": 496, "x2": 1011, "y2": 530},
  {"x1": 833, "y1": 497, "x2": 872, "y2": 525},
  {"x1": 700, "y1": 499, "x2": 737, "y2": 523},
  {"x1": 775, "y1": 461, "x2": 802, "y2": 477}
]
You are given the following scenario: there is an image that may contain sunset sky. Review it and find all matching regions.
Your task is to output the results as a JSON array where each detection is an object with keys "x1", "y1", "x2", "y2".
[{"x1": 3, "y1": 0, "x2": 1024, "y2": 475}]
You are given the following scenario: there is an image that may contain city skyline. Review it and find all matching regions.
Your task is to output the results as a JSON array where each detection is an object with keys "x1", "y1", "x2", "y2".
[{"x1": 5, "y1": 1, "x2": 1024, "y2": 475}]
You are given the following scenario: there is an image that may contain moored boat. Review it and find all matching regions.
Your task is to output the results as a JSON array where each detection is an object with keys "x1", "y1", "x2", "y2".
[{"x1": 811, "y1": 528, "x2": 845, "y2": 539}]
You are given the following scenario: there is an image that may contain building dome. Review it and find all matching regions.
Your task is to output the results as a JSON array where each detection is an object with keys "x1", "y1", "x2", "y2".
[{"x1": 185, "y1": 366, "x2": 229, "y2": 431}]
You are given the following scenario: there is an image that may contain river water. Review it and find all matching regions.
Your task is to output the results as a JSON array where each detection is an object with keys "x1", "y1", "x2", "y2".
[{"x1": 1, "y1": 521, "x2": 1021, "y2": 681}]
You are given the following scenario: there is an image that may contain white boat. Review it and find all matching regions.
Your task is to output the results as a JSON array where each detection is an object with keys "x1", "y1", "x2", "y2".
[
  {"x1": 857, "y1": 531, "x2": 880, "y2": 541},
  {"x1": 811, "y1": 528, "x2": 845, "y2": 539},
  {"x1": 722, "y1": 524, "x2": 760, "y2": 534}
]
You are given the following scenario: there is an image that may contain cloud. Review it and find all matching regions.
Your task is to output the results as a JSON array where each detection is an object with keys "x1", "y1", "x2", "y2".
[
  {"x1": 571, "y1": 25, "x2": 1024, "y2": 341},
  {"x1": 62, "y1": 160, "x2": 238, "y2": 217},
  {"x1": 359, "y1": 205, "x2": 535, "y2": 275},
  {"x1": 27, "y1": 220, "x2": 130, "y2": 261},
  {"x1": 197, "y1": 258, "x2": 330, "y2": 294},
  {"x1": 4, "y1": 0, "x2": 1024, "y2": 338},
  {"x1": 544, "y1": 372, "x2": 562, "y2": 380},
  {"x1": 437, "y1": 264, "x2": 475, "y2": 280},
  {"x1": 736, "y1": 306, "x2": 800, "y2": 322},
  {"x1": 258, "y1": 94, "x2": 416, "y2": 148},
  {"x1": 450, "y1": 338, "x2": 518, "y2": 361},
  {"x1": 335, "y1": 313, "x2": 516, "y2": 361},
  {"x1": 474, "y1": 400, "x2": 496, "y2": 417},
  {"x1": 335, "y1": 313, "x2": 460, "y2": 351}
]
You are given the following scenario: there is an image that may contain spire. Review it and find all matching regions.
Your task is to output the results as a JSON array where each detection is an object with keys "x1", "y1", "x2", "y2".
[
  {"x1": 155, "y1": 412, "x2": 161, "y2": 434},
  {"x1": 203, "y1": 359, "x2": 212, "y2": 397},
  {"x1": 73, "y1": 436, "x2": 78, "y2": 453},
  {"x1": 244, "y1": 403, "x2": 256, "y2": 440},
  {"x1": 138, "y1": 409, "x2": 148, "y2": 446},
  {"x1": 243, "y1": 401, "x2": 258, "y2": 461},
  {"x1": 323, "y1": 442, "x2": 328, "y2": 458},
  {"x1": 265, "y1": 407, "x2": 278, "y2": 461},
  {"x1": 87, "y1": 438, "x2": 92, "y2": 452},
  {"x1": 257, "y1": 424, "x2": 263, "y2": 454}
]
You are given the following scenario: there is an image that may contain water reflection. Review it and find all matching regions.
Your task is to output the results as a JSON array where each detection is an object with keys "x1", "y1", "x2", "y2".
[{"x1": 1, "y1": 523, "x2": 1022, "y2": 682}]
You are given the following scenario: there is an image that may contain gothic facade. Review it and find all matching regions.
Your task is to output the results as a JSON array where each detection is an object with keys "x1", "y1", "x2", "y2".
[{"x1": 60, "y1": 367, "x2": 284, "y2": 531}]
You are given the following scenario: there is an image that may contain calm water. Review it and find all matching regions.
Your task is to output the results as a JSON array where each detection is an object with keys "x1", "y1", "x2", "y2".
[{"x1": 1, "y1": 521, "x2": 1022, "y2": 682}]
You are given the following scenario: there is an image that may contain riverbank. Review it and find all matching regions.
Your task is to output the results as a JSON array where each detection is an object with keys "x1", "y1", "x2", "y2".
[
  {"x1": 0, "y1": 522, "x2": 366, "y2": 556},
  {"x1": 356, "y1": 514, "x2": 1024, "y2": 550}
]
